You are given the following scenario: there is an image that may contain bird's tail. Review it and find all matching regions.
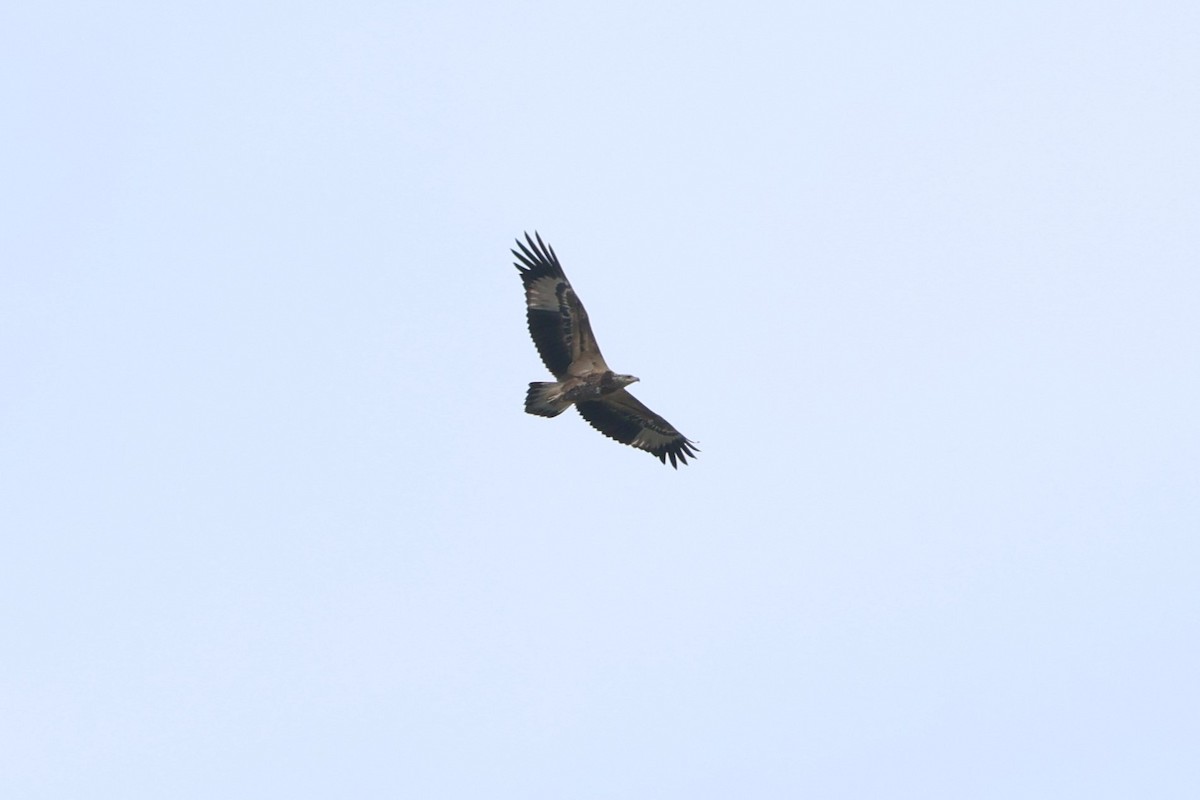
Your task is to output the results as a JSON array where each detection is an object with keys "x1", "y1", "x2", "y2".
[{"x1": 525, "y1": 382, "x2": 570, "y2": 417}]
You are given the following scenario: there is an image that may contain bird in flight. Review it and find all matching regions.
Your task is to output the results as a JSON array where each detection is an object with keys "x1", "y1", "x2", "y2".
[{"x1": 512, "y1": 232, "x2": 698, "y2": 468}]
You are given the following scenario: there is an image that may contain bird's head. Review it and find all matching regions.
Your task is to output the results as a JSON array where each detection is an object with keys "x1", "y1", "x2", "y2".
[{"x1": 614, "y1": 373, "x2": 640, "y2": 388}]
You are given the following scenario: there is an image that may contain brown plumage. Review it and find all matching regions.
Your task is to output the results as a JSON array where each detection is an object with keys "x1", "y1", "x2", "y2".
[{"x1": 512, "y1": 232, "x2": 698, "y2": 468}]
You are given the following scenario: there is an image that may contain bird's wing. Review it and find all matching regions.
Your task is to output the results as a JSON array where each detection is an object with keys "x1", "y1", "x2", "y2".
[
  {"x1": 576, "y1": 389, "x2": 699, "y2": 468},
  {"x1": 513, "y1": 232, "x2": 608, "y2": 379}
]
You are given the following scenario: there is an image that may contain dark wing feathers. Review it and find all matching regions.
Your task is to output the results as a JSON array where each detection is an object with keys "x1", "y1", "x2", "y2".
[
  {"x1": 512, "y1": 232, "x2": 606, "y2": 378},
  {"x1": 514, "y1": 232, "x2": 697, "y2": 468},
  {"x1": 576, "y1": 390, "x2": 699, "y2": 469}
]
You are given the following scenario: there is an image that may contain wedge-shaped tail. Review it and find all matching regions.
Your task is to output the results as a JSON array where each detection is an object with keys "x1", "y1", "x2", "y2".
[{"x1": 525, "y1": 381, "x2": 570, "y2": 417}]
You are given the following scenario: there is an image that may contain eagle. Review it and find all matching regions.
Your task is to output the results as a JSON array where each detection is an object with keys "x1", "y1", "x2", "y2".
[{"x1": 512, "y1": 232, "x2": 698, "y2": 468}]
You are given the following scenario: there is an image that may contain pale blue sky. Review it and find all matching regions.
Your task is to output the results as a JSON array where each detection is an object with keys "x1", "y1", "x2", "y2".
[{"x1": 3, "y1": 1, "x2": 1199, "y2": 797}]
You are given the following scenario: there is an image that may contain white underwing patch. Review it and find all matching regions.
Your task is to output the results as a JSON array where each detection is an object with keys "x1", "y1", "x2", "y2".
[{"x1": 526, "y1": 277, "x2": 564, "y2": 312}]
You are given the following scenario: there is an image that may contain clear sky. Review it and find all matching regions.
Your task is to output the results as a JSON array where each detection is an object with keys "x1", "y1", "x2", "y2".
[{"x1": 3, "y1": 1, "x2": 1198, "y2": 797}]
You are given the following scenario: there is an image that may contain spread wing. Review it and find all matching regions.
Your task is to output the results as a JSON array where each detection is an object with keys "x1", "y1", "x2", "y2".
[
  {"x1": 576, "y1": 390, "x2": 699, "y2": 468},
  {"x1": 513, "y1": 232, "x2": 608, "y2": 379}
]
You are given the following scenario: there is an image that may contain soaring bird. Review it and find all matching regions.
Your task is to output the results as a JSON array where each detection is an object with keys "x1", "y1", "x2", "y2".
[{"x1": 512, "y1": 232, "x2": 698, "y2": 468}]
